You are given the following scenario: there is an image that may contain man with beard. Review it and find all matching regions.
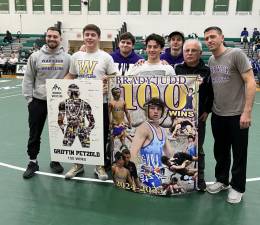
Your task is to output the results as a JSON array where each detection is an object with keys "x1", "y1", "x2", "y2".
[{"x1": 22, "y1": 27, "x2": 71, "y2": 179}]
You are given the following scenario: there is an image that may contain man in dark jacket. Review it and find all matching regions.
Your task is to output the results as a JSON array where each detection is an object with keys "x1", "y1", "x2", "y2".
[
  {"x1": 175, "y1": 39, "x2": 214, "y2": 192},
  {"x1": 111, "y1": 32, "x2": 143, "y2": 75}
]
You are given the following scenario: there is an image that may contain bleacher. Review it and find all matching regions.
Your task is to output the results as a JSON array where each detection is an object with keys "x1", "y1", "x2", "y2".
[
  {"x1": 0, "y1": 33, "x2": 45, "y2": 62},
  {"x1": 133, "y1": 36, "x2": 241, "y2": 64},
  {"x1": 0, "y1": 33, "x2": 44, "y2": 76}
]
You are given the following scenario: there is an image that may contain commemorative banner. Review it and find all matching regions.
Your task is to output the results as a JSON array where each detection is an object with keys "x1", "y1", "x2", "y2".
[
  {"x1": 46, "y1": 79, "x2": 104, "y2": 165},
  {"x1": 108, "y1": 75, "x2": 199, "y2": 196}
]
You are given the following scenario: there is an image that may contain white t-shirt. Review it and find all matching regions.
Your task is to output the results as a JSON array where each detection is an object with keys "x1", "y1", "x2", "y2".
[
  {"x1": 126, "y1": 61, "x2": 176, "y2": 76},
  {"x1": 69, "y1": 50, "x2": 118, "y2": 79},
  {"x1": 0, "y1": 57, "x2": 7, "y2": 65},
  {"x1": 8, "y1": 57, "x2": 18, "y2": 65}
]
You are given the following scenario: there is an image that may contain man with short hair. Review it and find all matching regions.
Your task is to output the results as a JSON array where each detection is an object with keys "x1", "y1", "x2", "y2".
[
  {"x1": 110, "y1": 32, "x2": 143, "y2": 75},
  {"x1": 252, "y1": 28, "x2": 260, "y2": 43},
  {"x1": 240, "y1": 27, "x2": 250, "y2": 48},
  {"x1": 128, "y1": 33, "x2": 175, "y2": 76},
  {"x1": 175, "y1": 39, "x2": 214, "y2": 192},
  {"x1": 65, "y1": 24, "x2": 118, "y2": 180},
  {"x1": 22, "y1": 27, "x2": 71, "y2": 179},
  {"x1": 160, "y1": 31, "x2": 185, "y2": 67},
  {"x1": 204, "y1": 26, "x2": 256, "y2": 204}
]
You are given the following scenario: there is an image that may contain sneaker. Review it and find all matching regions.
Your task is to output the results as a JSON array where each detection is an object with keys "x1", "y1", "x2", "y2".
[
  {"x1": 65, "y1": 164, "x2": 84, "y2": 179},
  {"x1": 197, "y1": 179, "x2": 207, "y2": 192},
  {"x1": 206, "y1": 182, "x2": 230, "y2": 194},
  {"x1": 227, "y1": 188, "x2": 243, "y2": 204},
  {"x1": 50, "y1": 161, "x2": 64, "y2": 173},
  {"x1": 95, "y1": 166, "x2": 108, "y2": 180},
  {"x1": 23, "y1": 161, "x2": 39, "y2": 179}
]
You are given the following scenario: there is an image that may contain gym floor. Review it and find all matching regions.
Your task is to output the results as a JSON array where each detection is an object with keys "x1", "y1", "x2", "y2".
[{"x1": 0, "y1": 78, "x2": 259, "y2": 225}]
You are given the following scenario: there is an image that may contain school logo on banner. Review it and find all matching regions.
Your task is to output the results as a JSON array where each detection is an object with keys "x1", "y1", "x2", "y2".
[
  {"x1": 108, "y1": 75, "x2": 199, "y2": 196},
  {"x1": 46, "y1": 79, "x2": 104, "y2": 165}
]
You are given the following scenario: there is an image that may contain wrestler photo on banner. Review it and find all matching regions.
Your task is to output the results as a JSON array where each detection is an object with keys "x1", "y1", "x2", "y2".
[
  {"x1": 46, "y1": 79, "x2": 104, "y2": 165},
  {"x1": 108, "y1": 75, "x2": 199, "y2": 196}
]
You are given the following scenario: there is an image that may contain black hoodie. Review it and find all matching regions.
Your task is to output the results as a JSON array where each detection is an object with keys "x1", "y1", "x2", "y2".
[{"x1": 175, "y1": 59, "x2": 214, "y2": 116}]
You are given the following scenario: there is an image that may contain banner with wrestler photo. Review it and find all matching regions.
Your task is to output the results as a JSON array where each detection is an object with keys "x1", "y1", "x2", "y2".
[
  {"x1": 108, "y1": 75, "x2": 199, "y2": 196},
  {"x1": 46, "y1": 79, "x2": 104, "y2": 165}
]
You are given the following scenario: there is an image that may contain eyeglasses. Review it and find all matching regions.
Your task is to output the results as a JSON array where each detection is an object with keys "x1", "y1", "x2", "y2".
[{"x1": 183, "y1": 49, "x2": 201, "y2": 54}]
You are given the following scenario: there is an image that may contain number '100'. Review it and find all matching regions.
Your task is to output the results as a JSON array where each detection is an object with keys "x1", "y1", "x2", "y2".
[{"x1": 121, "y1": 83, "x2": 189, "y2": 111}]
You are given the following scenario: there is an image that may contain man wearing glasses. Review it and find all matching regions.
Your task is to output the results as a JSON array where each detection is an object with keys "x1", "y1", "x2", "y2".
[{"x1": 175, "y1": 39, "x2": 214, "y2": 192}]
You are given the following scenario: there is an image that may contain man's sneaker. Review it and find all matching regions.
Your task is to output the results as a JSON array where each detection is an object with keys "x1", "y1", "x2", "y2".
[
  {"x1": 95, "y1": 166, "x2": 108, "y2": 180},
  {"x1": 206, "y1": 182, "x2": 230, "y2": 194},
  {"x1": 65, "y1": 164, "x2": 84, "y2": 179},
  {"x1": 227, "y1": 188, "x2": 243, "y2": 204},
  {"x1": 197, "y1": 179, "x2": 207, "y2": 192},
  {"x1": 23, "y1": 161, "x2": 39, "y2": 179},
  {"x1": 50, "y1": 161, "x2": 64, "y2": 173}
]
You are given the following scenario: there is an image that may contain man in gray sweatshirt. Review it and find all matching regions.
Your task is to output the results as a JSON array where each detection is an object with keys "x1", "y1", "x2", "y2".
[{"x1": 22, "y1": 26, "x2": 71, "y2": 179}]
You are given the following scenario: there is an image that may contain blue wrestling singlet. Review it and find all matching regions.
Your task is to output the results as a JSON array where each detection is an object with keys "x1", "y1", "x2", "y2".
[
  {"x1": 139, "y1": 122, "x2": 166, "y2": 188},
  {"x1": 140, "y1": 122, "x2": 166, "y2": 168}
]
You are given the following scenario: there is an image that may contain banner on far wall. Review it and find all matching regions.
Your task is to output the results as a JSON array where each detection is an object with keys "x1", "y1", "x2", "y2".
[
  {"x1": 15, "y1": 62, "x2": 27, "y2": 76},
  {"x1": 108, "y1": 75, "x2": 199, "y2": 196},
  {"x1": 46, "y1": 79, "x2": 104, "y2": 165}
]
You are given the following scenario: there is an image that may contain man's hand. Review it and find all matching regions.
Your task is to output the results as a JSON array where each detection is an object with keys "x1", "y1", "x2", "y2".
[
  {"x1": 79, "y1": 45, "x2": 86, "y2": 52},
  {"x1": 199, "y1": 112, "x2": 208, "y2": 122},
  {"x1": 196, "y1": 75, "x2": 203, "y2": 86},
  {"x1": 240, "y1": 111, "x2": 251, "y2": 129},
  {"x1": 135, "y1": 59, "x2": 145, "y2": 66},
  {"x1": 102, "y1": 75, "x2": 108, "y2": 95},
  {"x1": 161, "y1": 60, "x2": 169, "y2": 65}
]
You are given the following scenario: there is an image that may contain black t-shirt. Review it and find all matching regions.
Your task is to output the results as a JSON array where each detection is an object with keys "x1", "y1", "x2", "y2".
[{"x1": 124, "y1": 161, "x2": 138, "y2": 179}]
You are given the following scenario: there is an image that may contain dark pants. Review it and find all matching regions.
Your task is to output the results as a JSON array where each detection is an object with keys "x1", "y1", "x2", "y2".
[
  {"x1": 211, "y1": 113, "x2": 249, "y2": 193},
  {"x1": 103, "y1": 103, "x2": 110, "y2": 167},
  {"x1": 27, "y1": 98, "x2": 47, "y2": 160},
  {"x1": 198, "y1": 120, "x2": 206, "y2": 181}
]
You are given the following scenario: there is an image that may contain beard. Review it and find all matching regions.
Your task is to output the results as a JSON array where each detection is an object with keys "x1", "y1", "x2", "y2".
[{"x1": 47, "y1": 41, "x2": 59, "y2": 49}]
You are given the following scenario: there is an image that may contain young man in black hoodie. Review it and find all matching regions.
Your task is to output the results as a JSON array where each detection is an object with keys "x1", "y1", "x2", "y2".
[{"x1": 175, "y1": 39, "x2": 214, "y2": 191}]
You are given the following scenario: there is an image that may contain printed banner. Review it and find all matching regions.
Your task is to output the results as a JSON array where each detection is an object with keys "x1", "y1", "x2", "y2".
[
  {"x1": 109, "y1": 75, "x2": 199, "y2": 195},
  {"x1": 46, "y1": 79, "x2": 104, "y2": 165}
]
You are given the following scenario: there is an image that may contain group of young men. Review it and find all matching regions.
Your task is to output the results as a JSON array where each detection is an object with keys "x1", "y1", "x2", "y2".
[{"x1": 22, "y1": 24, "x2": 256, "y2": 204}]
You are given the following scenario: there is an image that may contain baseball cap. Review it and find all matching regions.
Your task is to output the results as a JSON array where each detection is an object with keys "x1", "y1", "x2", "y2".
[{"x1": 168, "y1": 31, "x2": 185, "y2": 42}]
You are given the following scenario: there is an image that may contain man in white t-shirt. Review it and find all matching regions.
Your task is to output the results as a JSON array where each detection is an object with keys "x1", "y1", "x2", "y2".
[
  {"x1": 127, "y1": 33, "x2": 175, "y2": 76},
  {"x1": 65, "y1": 24, "x2": 118, "y2": 180}
]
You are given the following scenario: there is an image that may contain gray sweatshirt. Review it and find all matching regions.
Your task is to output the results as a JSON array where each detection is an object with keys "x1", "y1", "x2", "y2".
[{"x1": 22, "y1": 44, "x2": 71, "y2": 103}]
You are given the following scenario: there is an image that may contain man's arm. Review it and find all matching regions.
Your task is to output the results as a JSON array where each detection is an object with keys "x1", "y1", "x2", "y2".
[
  {"x1": 108, "y1": 102, "x2": 113, "y2": 128},
  {"x1": 58, "y1": 102, "x2": 65, "y2": 133},
  {"x1": 163, "y1": 139, "x2": 171, "y2": 158},
  {"x1": 130, "y1": 123, "x2": 147, "y2": 159},
  {"x1": 240, "y1": 69, "x2": 256, "y2": 129},
  {"x1": 124, "y1": 102, "x2": 131, "y2": 128},
  {"x1": 22, "y1": 54, "x2": 37, "y2": 104},
  {"x1": 85, "y1": 103, "x2": 95, "y2": 130}
]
